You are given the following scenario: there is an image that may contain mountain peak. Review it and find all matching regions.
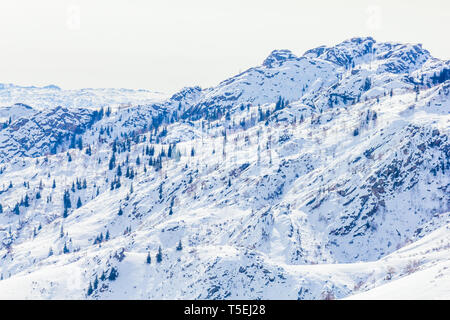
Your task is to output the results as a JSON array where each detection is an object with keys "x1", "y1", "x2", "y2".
[
  {"x1": 262, "y1": 49, "x2": 298, "y2": 68},
  {"x1": 303, "y1": 36, "x2": 376, "y2": 66}
]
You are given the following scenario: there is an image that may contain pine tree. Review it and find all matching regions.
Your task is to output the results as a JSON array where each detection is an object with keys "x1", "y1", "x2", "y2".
[
  {"x1": 70, "y1": 135, "x2": 76, "y2": 149},
  {"x1": 63, "y1": 190, "x2": 71, "y2": 209},
  {"x1": 93, "y1": 276, "x2": 99, "y2": 290},
  {"x1": 156, "y1": 246, "x2": 163, "y2": 263},
  {"x1": 77, "y1": 137, "x2": 83, "y2": 150},
  {"x1": 24, "y1": 194, "x2": 30, "y2": 207},
  {"x1": 52, "y1": 179, "x2": 56, "y2": 189},
  {"x1": 13, "y1": 203, "x2": 20, "y2": 215},
  {"x1": 87, "y1": 282, "x2": 93, "y2": 296},
  {"x1": 86, "y1": 145, "x2": 92, "y2": 156},
  {"x1": 63, "y1": 242, "x2": 69, "y2": 254},
  {"x1": 77, "y1": 197, "x2": 82, "y2": 208},
  {"x1": 109, "y1": 153, "x2": 116, "y2": 170},
  {"x1": 108, "y1": 267, "x2": 118, "y2": 281},
  {"x1": 118, "y1": 207, "x2": 123, "y2": 216},
  {"x1": 146, "y1": 252, "x2": 151, "y2": 264},
  {"x1": 48, "y1": 247, "x2": 53, "y2": 257},
  {"x1": 363, "y1": 77, "x2": 371, "y2": 91},
  {"x1": 176, "y1": 240, "x2": 183, "y2": 251}
]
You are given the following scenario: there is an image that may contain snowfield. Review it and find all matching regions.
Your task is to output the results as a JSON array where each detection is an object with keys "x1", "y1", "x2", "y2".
[{"x1": 0, "y1": 37, "x2": 449, "y2": 299}]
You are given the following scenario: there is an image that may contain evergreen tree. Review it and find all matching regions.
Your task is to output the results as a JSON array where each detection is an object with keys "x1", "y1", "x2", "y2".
[
  {"x1": 52, "y1": 179, "x2": 56, "y2": 189},
  {"x1": 63, "y1": 190, "x2": 71, "y2": 209},
  {"x1": 156, "y1": 246, "x2": 163, "y2": 263},
  {"x1": 86, "y1": 145, "x2": 92, "y2": 156},
  {"x1": 93, "y1": 276, "x2": 99, "y2": 290},
  {"x1": 87, "y1": 282, "x2": 93, "y2": 296},
  {"x1": 13, "y1": 203, "x2": 20, "y2": 215},
  {"x1": 363, "y1": 77, "x2": 371, "y2": 91},
  {"x1": 146, "y1": 252, "x2": 151, "y2": 264},
  {"x1": 63, "y1": 242, "x2": 69, "y2": 254},
  {"x1": 118, "y1": 207, "x2": 123, "y2": 216},
  {"x1": 176, "y1": 240, "x2": 183, "y2": 251},
  {"x1": 70, "y1": 135, "x2": 76, "y2": 149},
  {"x1": 109, "y1": 153, "x2": 116, "y2": 170},
  {"x1": 77, "y1": 137, "x2": 83, "y2": 150},
  {"x1": 108, "y1": 267, "x2": 118, "y2": 281},
  {"x1": 77, "y1": 197, "x2": 82, "y2": 208}
]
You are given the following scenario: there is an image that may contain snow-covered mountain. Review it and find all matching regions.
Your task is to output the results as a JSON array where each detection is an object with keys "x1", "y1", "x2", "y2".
[
  {"x1": 0, "y1": 37, "x2": 448, "y2": 299},
  {"x1": 0, "y1": 84, "x2": 168, "y2": 111}
]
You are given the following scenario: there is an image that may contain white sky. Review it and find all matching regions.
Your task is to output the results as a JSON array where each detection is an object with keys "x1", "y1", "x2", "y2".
[{"x1": 0, "y1": 0, "x2": 448, "y2": 94}]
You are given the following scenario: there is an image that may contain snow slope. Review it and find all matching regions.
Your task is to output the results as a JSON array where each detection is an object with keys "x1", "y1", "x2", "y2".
[{"x1": 0, "y1": 37, "x2": 448, "y2": 299}]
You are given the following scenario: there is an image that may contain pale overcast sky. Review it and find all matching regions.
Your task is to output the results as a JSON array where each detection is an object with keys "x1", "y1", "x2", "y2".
[{"x1": 0, "y1": 0, "x2": 448, "y2": 94}]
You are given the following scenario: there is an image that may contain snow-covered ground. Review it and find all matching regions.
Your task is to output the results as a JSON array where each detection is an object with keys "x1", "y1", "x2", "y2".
[{"x1": 0, "y1": 37, "x2": 448, "y2": 299}]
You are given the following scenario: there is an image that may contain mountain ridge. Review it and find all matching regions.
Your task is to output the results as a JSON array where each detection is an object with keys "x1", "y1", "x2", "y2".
[{"x1": 0, "y1": 36, "x2": 448, "y2": 299}]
